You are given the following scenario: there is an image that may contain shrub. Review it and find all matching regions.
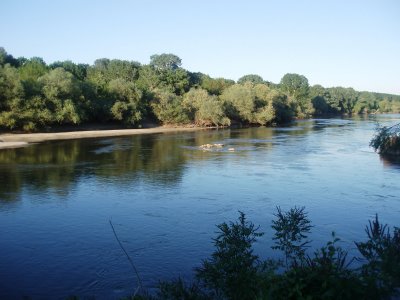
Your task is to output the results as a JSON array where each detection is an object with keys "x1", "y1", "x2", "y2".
[
  {"x1": 370, "y1": 123, "x2": 400, "y2": 155},
  {"x1": 195, "y1": 211, "x2": 264, "y2": 300},
  {"x1": 271, "y1": 206, "x2": 312, "y2": 267},
  {"x1": 355, "y1": 214, "x2": 400, "y2": 298}
]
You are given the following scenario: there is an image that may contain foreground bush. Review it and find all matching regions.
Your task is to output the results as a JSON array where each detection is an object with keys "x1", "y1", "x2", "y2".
[
  {"x1": 85, "y1": 208, "x2": 400, "y2": 300},
  {"x1": 128, "y1": 207, "x2": 399, "y2": 300}
]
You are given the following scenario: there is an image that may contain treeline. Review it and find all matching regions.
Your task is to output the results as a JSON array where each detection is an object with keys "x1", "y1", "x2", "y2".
[{"x1": 1, "y1": 47, "x2": 400, "y2": 131}]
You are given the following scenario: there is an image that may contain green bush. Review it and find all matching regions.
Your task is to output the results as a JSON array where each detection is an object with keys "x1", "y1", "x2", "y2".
[
  {"x1": 370, "y1": 124, "x2": 400, "y2": 155},
  {"x1": 146, "y1": 208, "x2": 400, "y2": 300},
  {"x1": 355, "y1": 214, "x2": 400, "y2": 298},
  {"x1": 195, "y1": 211, "x2": 264, "y2": 300}
]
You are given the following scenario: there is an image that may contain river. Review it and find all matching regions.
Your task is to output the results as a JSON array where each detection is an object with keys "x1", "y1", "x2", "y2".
[{"x1": 0, "y1": 115, "x2": 399, "y2": 299}]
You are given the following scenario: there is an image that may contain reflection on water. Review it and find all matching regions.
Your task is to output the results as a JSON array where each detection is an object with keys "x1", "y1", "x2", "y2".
[
  {"x1": 0, "y1": 115, "x2": 399, "y2": 299},
  {"x1": 380, "y1": 154, "x2": 400, "y2": 169},
  {"x1": 0, "y1": 125, "x2": 315, "y2": 203}
]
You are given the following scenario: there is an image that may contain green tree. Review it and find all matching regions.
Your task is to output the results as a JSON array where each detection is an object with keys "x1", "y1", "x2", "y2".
[
  {"x1": 150, "y1": 53, "x2": 182, "y2": 70},
  {"x1": 310, "y1": 84, "x2": 332, "y2": 115},
  {"x1": 200, "y1": 75, "x2": 235, "y2": 95},
  {"x1": 0, "y1": 64, "x2": 25, "y2": 129},
  {"x1": 270, "y1": 90, "x2": 293, "y2": 123},
  {"x1": 0, "y1": 47, "x2": 20, "y2": 67},
  {"x1": 150, "y1": 89, "x2": 189, "y2": 124},
  {"x1": 252, "y1": 84, "x2": 277, "y2": 125},
  {"x1": 136, "y1": 64, "x2": 161, "y2": 93},
  {"x1": 327, "y1": 87, "x2": 358, "y2": 114},
  {"x1": 220, "y1": 83, "x2": 281, "y2": 125},
  {"x1": 196, "y1": 212, "x2": 264, "y2": 300},
  {"x1": 19, "y1": 57, "x2": 48, "y2": 97},
  {"x1": 220, "y1": 83, "x2": 255, "y2": 123},
  {"x1": 356, "y1": 91, "x2": 378, "y2": 114},
  {"x1": 0, "y1": 47, "x2": 6, "y2": 66},
  {"x1": 355, "y1": 214, "x2": 400, "y2": 298},
  {"x1": 137, "y1": 64, "x2": 190, "y2": 96},
  {"x1": 108, "y1": 78, "x2": 143, "y2": 125},
  {"x1": 0, "y1": 64, "x2": 24, "y2": 108},
  {"x1": 272, "y1": 206, "x2": 312, "y2": 267},
  {"x1": 160, "y1": 68, "x2": 190, "y2": 95},
  {"x1": 183, "y1": 88, "x2": 230, "y2": 126},
  {"x1": 19, "y1": 57, "x2": 48, "y2": 81},
  {"x1": 87, "y1": 58, "x2": 140, "y2": 90},
  {"x1": 280, "y1": 73, "x2": 309, "y2": 98},
  {"x1": 38, "y1": 68, "x2": 83, "y2": 124},
  {"x1": 50, "y1": 60, "x2": 89, "y2": 81},
  {"x1": 237, "y1": 74, "x2": 264, "y2": 84},
  {"x1": 280, "y1": 73, "x2": 312, "y2": 117}
]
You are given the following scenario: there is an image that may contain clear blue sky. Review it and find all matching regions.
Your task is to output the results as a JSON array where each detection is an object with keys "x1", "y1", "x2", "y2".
[{"x1": 1, "y1": 0, "x2": 399, "y2": 94}]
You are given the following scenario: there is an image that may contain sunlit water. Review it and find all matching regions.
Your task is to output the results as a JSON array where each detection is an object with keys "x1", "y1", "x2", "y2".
[{"x1": 0, "y1": 115, "x2": 399, "y2": 299}]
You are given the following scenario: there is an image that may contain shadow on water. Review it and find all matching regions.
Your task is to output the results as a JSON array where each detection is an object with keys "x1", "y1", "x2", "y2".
[{"x1": 380, "y1": 154, "x2": 400, "y2": 169}]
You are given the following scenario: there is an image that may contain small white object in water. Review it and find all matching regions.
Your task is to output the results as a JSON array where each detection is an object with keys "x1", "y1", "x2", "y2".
[
  {"x1": 199, "y1": 143, "x2": 224, "y2": 150},
  {"x1": 228, "y1": 148, "x2": 235, "y2": 151}
]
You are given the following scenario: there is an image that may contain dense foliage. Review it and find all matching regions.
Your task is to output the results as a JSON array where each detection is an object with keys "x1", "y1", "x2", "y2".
[
  {"x1": 370, "y1": 123, "x2": 400, "y2": 155},
  {"x1": 124, "y1": 208, "x2": 399, "y2": 300},
  {"x1": 1, "y1": 47, "x2": 400, "y2": 131}
]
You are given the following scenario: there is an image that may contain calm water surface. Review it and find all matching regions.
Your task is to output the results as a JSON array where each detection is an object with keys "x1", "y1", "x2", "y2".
[{"x1": 1, "y1": 115, "x2": 399, "y2": 299}]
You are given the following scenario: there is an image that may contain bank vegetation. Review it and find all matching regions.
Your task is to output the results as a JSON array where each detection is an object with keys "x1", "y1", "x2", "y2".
[{"x1": 1, "y1": 48, "x2": 400, "y2": 132}]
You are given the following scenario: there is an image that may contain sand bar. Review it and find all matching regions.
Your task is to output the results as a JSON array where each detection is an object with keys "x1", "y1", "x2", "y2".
[{"x1": 0, "y1": 126, "x2": 210, "y2": 149}]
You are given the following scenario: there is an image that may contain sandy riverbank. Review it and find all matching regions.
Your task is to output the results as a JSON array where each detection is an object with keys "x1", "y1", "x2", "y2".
[{"x1": 0, "y1": 126, "x2": 211, "y2": 149}]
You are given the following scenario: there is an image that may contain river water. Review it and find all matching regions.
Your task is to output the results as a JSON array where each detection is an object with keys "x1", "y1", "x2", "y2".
[{"x1": 0, "y1": 115, "x2": 399, "y2": 299}]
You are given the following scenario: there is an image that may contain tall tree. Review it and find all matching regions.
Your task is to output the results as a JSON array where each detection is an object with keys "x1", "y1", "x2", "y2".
[
  {"x1": 87, "y1": 58, "x2": 140, "y2": 90},
  {"x1": 200, "y1": 75, "x2": 235, "y2": 95},
  {"x1": 327, "y1": 87, "x2": 358, "y2": 114},
  {"x1": 150, "y1": 89, "x2": 189, "y2": 124},
  {"x1": 50, "y1": 60, "x2": 89, "y2": 81},
  {"x1": 220, "y1": 83, "x2": 255, "y2": 123},
  {"x1": 280, "y1": 73, "x2": 311, "y2": 117},
  {"x1": 38, "y1": 68, "x2": 83, "y2": 124},
  {"x1": 238, "y1": 74, "x2": 264, "y2": 85},
  {"x1": 18, "y1": 57, "x2": 48, "y2": 97},
  {"x1": 182, "y1": 88, "x2": 230, "y2": 126},
  {"x1": 108, "y1": 78, "x2": 143, "y2": 125},
  {"x1": 280, "y1": 73, "x2": 309, "y2": 99},
  {"x1": 150, "y1": 53, "x2": 182, "y2": 71},
  {"x1": 0, "y1": 64, "x2": 25, "y2": 129},
  {"x1": 309, "y1": 85, "x2": 332, "y2": 115}
]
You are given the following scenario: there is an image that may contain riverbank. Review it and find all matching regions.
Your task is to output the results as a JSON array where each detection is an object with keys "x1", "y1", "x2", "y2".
[{"x1": 0, "y1": 125, "x2": 212, "y2": 149}]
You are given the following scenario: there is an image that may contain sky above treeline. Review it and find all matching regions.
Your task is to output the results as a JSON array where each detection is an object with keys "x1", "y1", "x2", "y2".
[{"x1": 1, "y1": 0, "x2": 399, "y2": 95}]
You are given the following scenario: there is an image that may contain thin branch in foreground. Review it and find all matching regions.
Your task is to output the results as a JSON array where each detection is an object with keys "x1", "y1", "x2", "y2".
[{"x1": 109, "y1": 219, "x2": 143, "y2": 297}]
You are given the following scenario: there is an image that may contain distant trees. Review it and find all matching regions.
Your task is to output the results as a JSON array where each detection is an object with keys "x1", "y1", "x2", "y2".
[
  {"x1": 326, "y1": 87, "x2": 358, "y2": 115},
  {"x1": 49, "y1": 61, "x2": 88, "y2": 81},
  {"x1": 0, "y1": 64, "x2": 25, "y2": 129},
  {"x1": 0, "y1": 47, "x2": 399, "y2": 131},
  {"x1": 200, "y1": 75, "x2": 235, "y2": 95},
  {"x1": 280, "y1": 73, "x2": 313, "y2": 117},
  {"x1": 309, "y1": 84, "x2": 332, "y2": 115},
  {"x1": 150, "y1": 89, "x2": 189, "y2": 124},
  {"x1": 220, "y1": 83, "x2": 289, "y2": 125},
  {"x1": 237, "y1": 74, "x2": 264, "y2": 84},
  {"x1": 108, "y1": 78, "x2": 143, "y2": 125},
  {"x1": 150, "y1": 53, "x2": 182, "y2": 71},
  {"x1": 221, "y1": 84, "x2": 255, "y2": 123},
  {"x1": 183, "y1": 88, "x2": 230, "y2": 126}
]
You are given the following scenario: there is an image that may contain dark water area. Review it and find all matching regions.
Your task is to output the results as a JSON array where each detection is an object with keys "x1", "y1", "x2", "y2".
[{"x1": 0, "y1": 115, "x2": 399, "y2": 299}]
